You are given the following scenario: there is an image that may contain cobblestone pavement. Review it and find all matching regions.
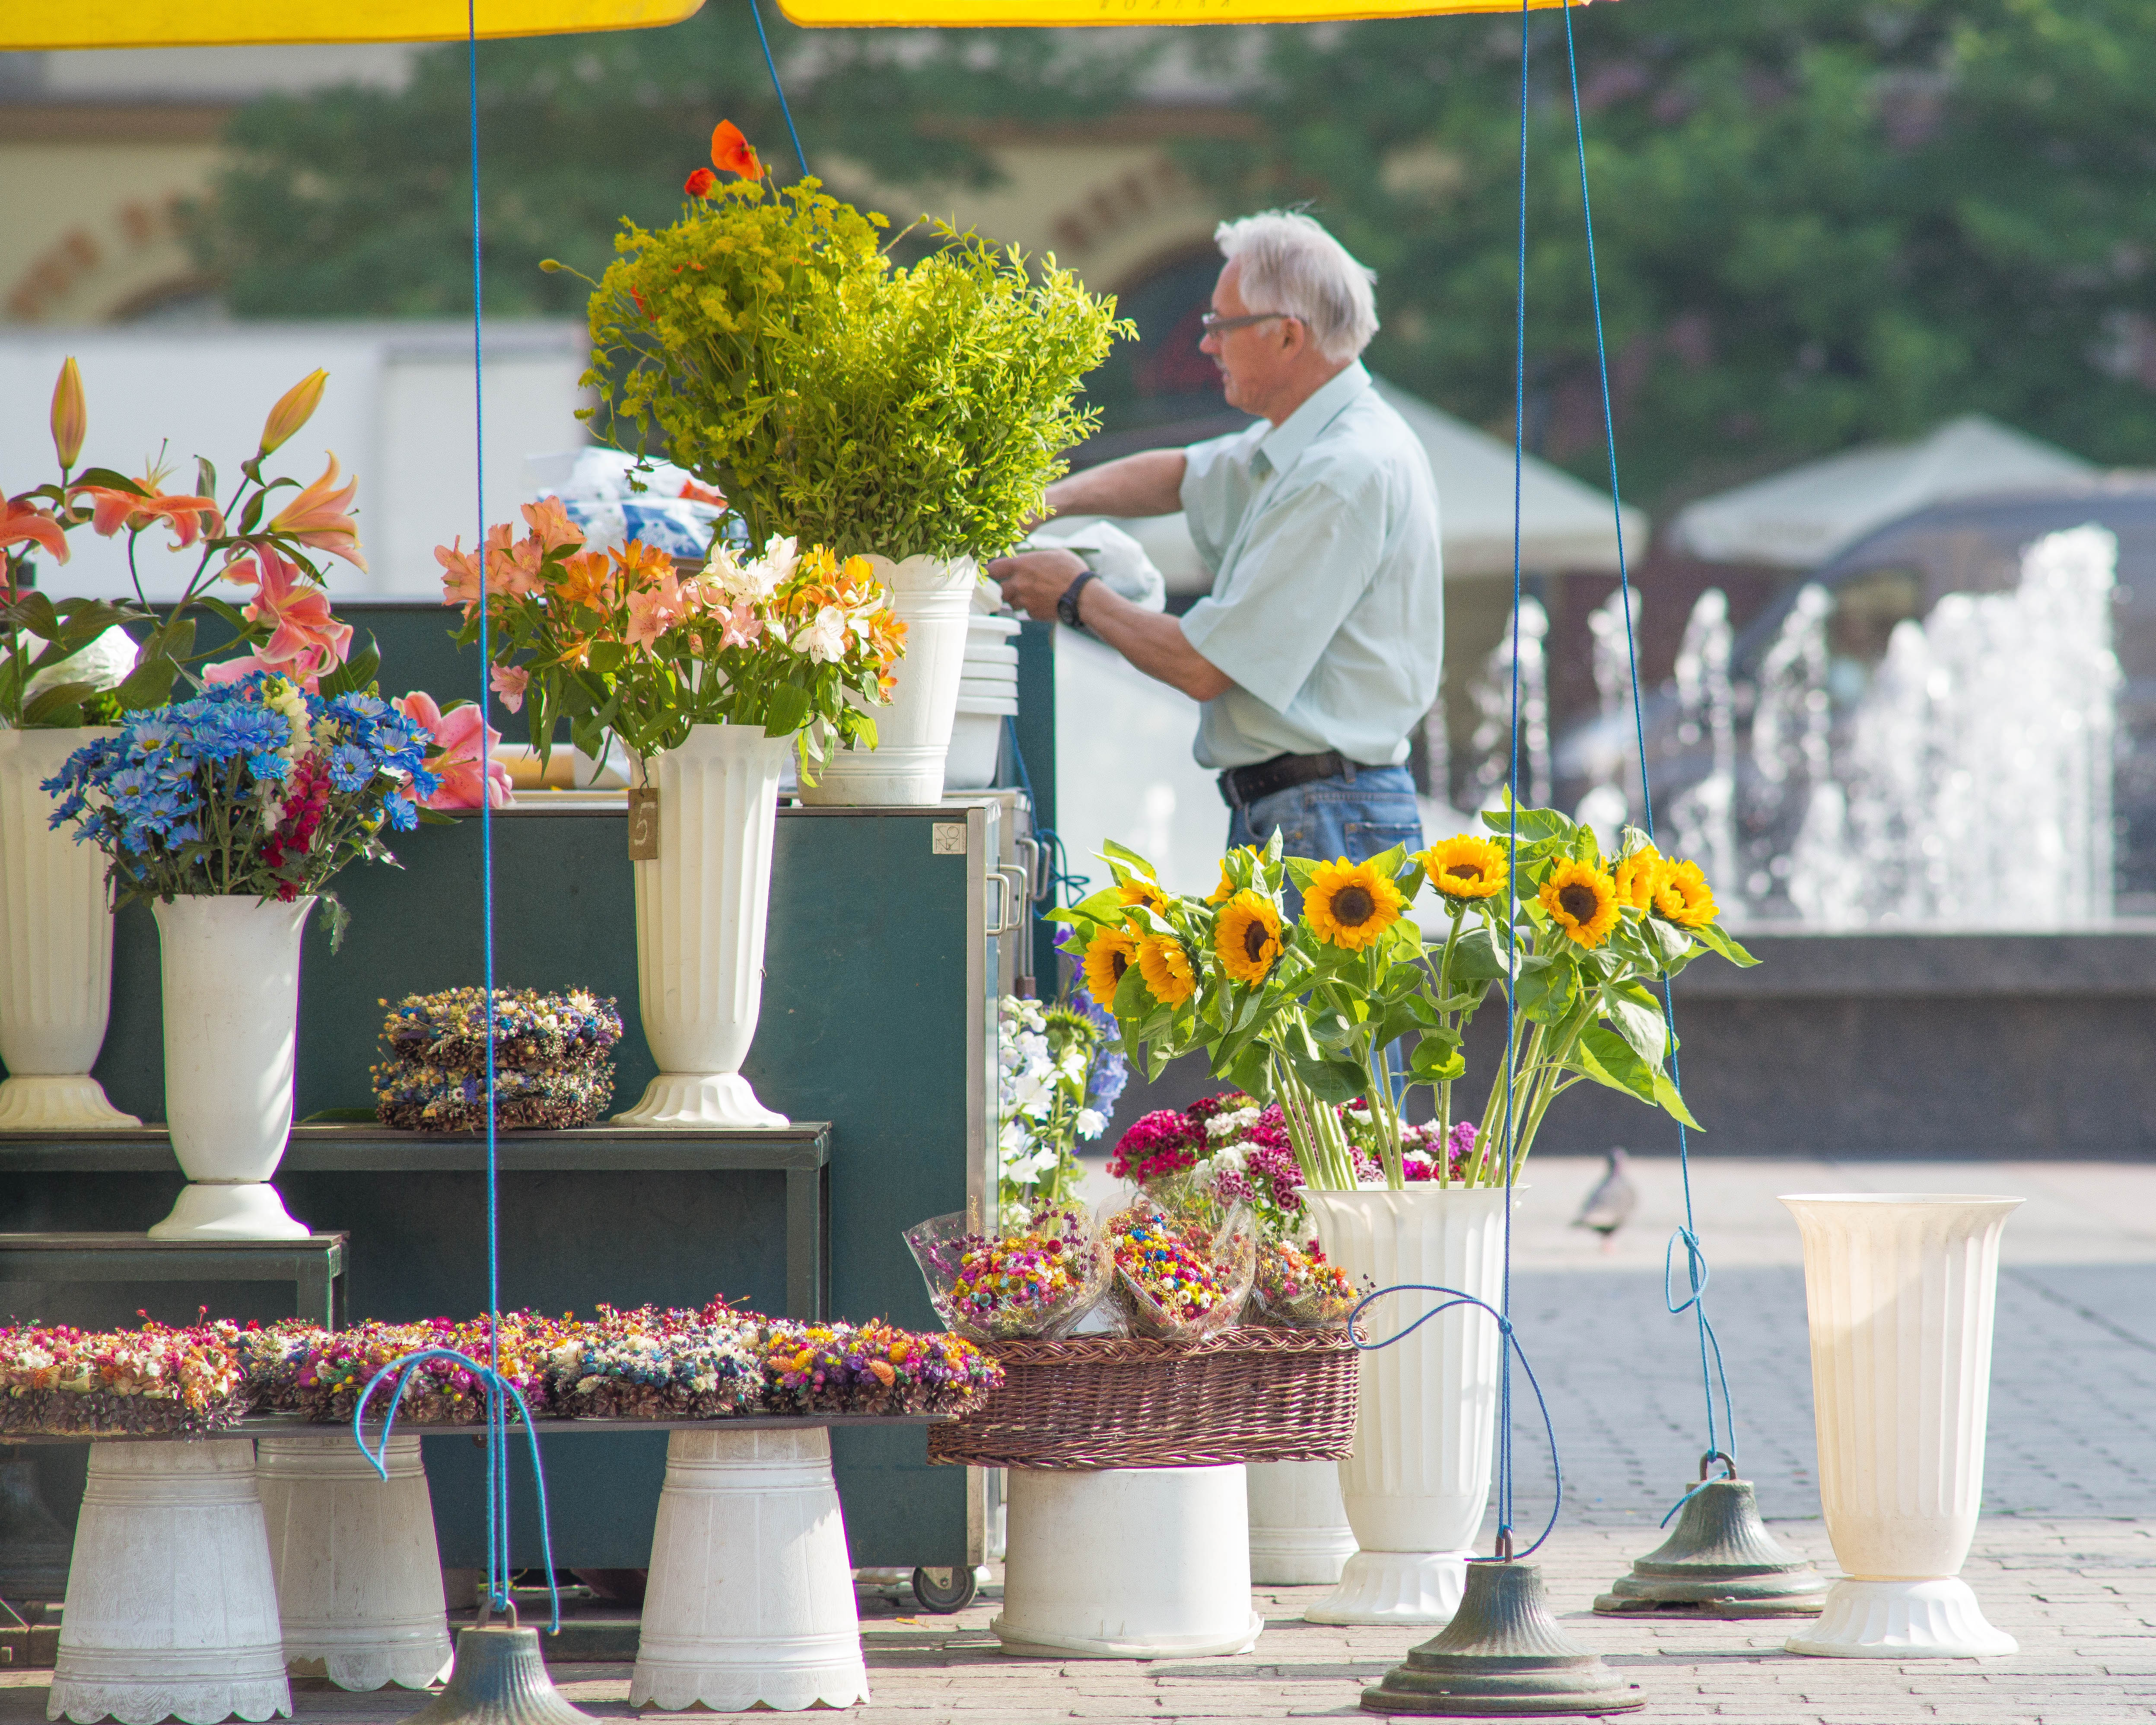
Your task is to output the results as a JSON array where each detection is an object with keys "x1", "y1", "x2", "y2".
[{"x1": 1, "y1": 1159, "x2": 2146, "y2": 1723}]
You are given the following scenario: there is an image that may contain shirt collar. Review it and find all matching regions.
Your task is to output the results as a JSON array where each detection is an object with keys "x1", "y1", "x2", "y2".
[{"x1": 1253, "y1": 362, "x2": 1371, "y2": 479}]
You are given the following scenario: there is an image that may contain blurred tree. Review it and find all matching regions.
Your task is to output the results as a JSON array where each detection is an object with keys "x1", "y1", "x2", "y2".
[
  {"x1": 191, "y1": 10, "x2": 1149, "y2": 319},
  {"x1": 1177, "y1": 0, "x2": 2156, "y2": 509}
]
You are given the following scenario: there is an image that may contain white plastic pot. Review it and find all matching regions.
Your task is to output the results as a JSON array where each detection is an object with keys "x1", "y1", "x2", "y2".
[
  {"x1": 996, "y1": 1466, "x2": 1262, "y2": 1658},
  {"x1": 614, "y1": 723, "x2": 792, "y2": 1129},
  {"x1": 1301, "y1": 1186, "x2": 1507, "y2": 1625},
  {"x1": 1781, "y1": 1193, "x2": 2023, "y2": 1658},
  {"x1": 1246, "y1": 1459, "x2": 1357, "y2": 1586},
  {"x1": 48, "y1": 1439, "x2": 292, "y2": 1725},
  {"x1": 150, "y1": 894, "x2": 315, "y2": 1240},
  {"x1": 944, "y1": 705, "x2": 1014, "y2": 792},
  {"x1": 797, "y1": 554, "x2": 977, "y2": 807},
  {"x1": 256, "y1": 1435, "x2": 452, "y2": 1691},
  {"x1": 630, "y1": 1428, "x2": 869, "y2": 1712},
  {"x1": 0, "y1": 727, "x2": 140, "y2": 1130}
]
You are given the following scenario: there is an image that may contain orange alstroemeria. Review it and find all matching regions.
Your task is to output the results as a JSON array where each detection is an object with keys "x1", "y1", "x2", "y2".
[
  {"x1": 72, "y1": 480, "x2": 224, "y2": 551},
  {"x1": 436, "y1": 537, "x2": 484, "y2": 617},
  {"x1": 1, "y1": 496, "x2": 69, "y2": 564},
  {"x1": 519, "y1": 496, "x2": 584, "y2": 554},
  {"x1": 269, "y1": 452, "x2": 366, "y2": 571},
  {"x1": 551, "y1": 550, "x2": 614, "y2": 613},
  {"x1": 224, "y1": 545, "x2": 353, "y2": 678},
  {"x1": 711, "y1": 120, "x2": 763, "y2": 181}
]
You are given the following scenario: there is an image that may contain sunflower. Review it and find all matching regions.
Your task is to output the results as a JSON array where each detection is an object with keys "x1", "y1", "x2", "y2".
[
  {"x1": 1612, "y1": 845, "x2": 1667, "y2": 911},
  {"x1": 1215, "y1": 891, "x2": 1284, "y2": 984},
  {"x1": 1208, "y1": 862, "x2": 1235, "y2": 906},
  {"x1": 1082, "y1": 927, "x2": 1141, "y2": 1012},
  {"x1": 1418, "y1": 834, "x2": 1507, "y2": 901},
  {"x1": 1651, "y1": 859, "x2": 1718, "y2": 929},
  {"x1": 1136, "y1": 934, "x2": 1198, "y2": 1006},
  {"x1": 1303, "y1": 858, "x2": 1406, "y2": 951},
  {"x1": 1117, "y1": 872, "x2": 1169, "y2": 918},
  {"x1": 1539, "y1": 859, "x2": 1621, "y2": 949}
]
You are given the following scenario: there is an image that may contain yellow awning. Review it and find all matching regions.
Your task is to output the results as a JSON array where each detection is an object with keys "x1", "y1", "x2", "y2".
[
  {"x1": 0, "y1": 0, "x2": 701, "y2": 51},
  {"x1": 780, "y1": 0, "x2": 1596, "y2": 22}
]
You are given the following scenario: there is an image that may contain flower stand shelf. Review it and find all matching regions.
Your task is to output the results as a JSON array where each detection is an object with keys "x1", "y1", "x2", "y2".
[{"x1": 0, "y1": 1233, "x2": 347, "y2": 1331}]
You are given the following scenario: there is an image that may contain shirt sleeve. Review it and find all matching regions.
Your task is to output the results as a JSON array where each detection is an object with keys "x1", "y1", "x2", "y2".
[
  {"x1": 1179, "y1": 426, "x2": 1256, "y2": 576},
  {"x1": 1177, "y1": 474, "x2": 1386, "y2": 716}
]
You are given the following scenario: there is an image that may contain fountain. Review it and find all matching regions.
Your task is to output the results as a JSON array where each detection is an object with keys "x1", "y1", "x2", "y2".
[{"x1": 1465, "y1": 596, "x2": 1551, "y2": 813}]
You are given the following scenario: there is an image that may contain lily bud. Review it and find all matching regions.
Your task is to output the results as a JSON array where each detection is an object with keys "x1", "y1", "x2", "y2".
[
  {"x1": 259, "y1": 368, "x2": 328, "y2": 457},
  {"x1": 50, "y1": 357, "x2": 86, "y2": 470}
]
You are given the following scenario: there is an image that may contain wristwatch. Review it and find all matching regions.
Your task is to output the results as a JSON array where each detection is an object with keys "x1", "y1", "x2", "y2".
[{"x1": 1056, "y1": 568, "x2": 1099, "y2": 628}]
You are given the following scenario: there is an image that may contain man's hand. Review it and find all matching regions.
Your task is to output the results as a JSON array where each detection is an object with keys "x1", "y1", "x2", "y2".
[{"x1": 986, "y1": 548, "x2": 1088, "y2": 622}]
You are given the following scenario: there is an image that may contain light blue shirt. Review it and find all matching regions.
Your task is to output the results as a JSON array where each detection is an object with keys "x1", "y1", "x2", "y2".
[{"x1": 1177, "y1": 363, "x2": 1444, "y2": 771}]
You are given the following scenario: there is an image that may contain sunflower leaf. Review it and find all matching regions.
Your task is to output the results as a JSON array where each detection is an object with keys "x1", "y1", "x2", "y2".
[
  {"x1": 1652, "y1": 1065, "x2": 1704, "y2": 1130},
  {"x1": 1602, "y1": 985, "x2": 1669, "y2": 1066},
  {"x1": 1446, "y1": 923, "x2": 1518, "y2": 981},
  {"x1": 1514, "y1": 954, "x2": 1576, "y2": 1023},
  {"x1": 1569, "y1": 1024, "x2": 1659, "y2": 1107},
  {"x1": 1693, "y1": 923, "x2": 1760, "y2": 968}
]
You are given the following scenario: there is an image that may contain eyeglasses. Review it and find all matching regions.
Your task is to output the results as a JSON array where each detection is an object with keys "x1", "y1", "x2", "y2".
[{"x1": 1199, "y1": 310, "x2": 1294, "y2": 335}]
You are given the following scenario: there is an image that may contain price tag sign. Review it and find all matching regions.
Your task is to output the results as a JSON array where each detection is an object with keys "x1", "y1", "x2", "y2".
[
  {"x1": 627, "y1": 788, "x2": 661, "y2": 862},
  {"x1": 779, "y1": 0, "x2": 1595, "y2": 24}
]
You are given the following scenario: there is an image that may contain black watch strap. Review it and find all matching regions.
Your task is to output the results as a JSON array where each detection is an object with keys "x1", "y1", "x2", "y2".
[{"x1": 1056, "y1": 568, "x2": 1100, "y2": 627}]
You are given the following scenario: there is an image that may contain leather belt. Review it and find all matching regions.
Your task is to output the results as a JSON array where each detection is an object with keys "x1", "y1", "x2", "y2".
[{"x1": 1217, "y1": 750, "x2": 1351, "y2": 809}]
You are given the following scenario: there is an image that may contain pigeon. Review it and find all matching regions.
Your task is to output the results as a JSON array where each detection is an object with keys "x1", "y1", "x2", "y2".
[{"x1": 1572, "y1": 1147, "x2": 1637, "y2": 1253}]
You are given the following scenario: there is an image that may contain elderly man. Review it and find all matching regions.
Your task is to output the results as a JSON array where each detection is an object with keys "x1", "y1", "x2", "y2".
[{"x1": 990, "y1": 210, "x2": 1442, "y2": 866}]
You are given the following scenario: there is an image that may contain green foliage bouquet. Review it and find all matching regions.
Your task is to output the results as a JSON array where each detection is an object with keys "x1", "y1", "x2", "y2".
[
  {"x1": 577, "y1": 121, "x2": 1129, "y2": 561},
  {"x1": 1057, "y1": 800, "x2": 1756, "y2": 1191}
]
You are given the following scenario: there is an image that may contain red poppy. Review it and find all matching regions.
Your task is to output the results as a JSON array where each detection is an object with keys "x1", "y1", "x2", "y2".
[
  {"x1": 684, "y1": 167, "x2": 717, "y2": 198},
  {"x1": 711, "y1": 120, "x2": 762, "y2": 181}
]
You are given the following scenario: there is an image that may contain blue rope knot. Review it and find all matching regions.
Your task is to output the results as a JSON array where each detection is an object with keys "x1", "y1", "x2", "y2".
[
  {"x1": 352, "y1": 1345, "x2": 563, "y2": 1632},
  {"x1": 1348, "y1": 1282, "x2": 1564, "y2": 1561}
]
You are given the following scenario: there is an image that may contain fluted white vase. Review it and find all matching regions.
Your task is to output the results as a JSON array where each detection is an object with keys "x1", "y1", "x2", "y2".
[
  {"x1": 1247, "y1": 1459, "x2": 1356, "y2": 1586},
  {"x1": 1781, "y1": 1192, "x2": 2023, "y2": 1659},
  {"x1": 48, "y1": 1440, "x2": 292, "y2": 1725},
  {"x1": 795, "y1": 555, "x2": 977, "y2": 807},
  {"x1": 614, "y1": 722, "x2": 792, "y2": 1128},
  {"x1": 150, "y1": 895, "x2": 315, "y2": 1240},
  {"x1": 996, "y1": 1465, "x2": 1261, "y2": 1658},
  {"x1": 0, "y1": 728, "x2": 140, "y2": 1130},
  {"x1": 1301, "y1": 1186, "x2": 1507, "y2": 1626},
  {"x1": 630, "y1": 1428, "x2": 868, "y2": 1712},
  {"x1": 255, "y1": 1435, "x2": 452, "y2": 1691}
]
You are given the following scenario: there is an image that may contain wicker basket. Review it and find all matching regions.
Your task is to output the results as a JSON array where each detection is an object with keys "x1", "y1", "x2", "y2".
[{"x1": 925, "y1": 1327, "x2": 1358, "y2": 1470}]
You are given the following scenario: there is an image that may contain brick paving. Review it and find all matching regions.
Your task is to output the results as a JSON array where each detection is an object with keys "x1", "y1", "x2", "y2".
[{"x1": 2, "y1": 1157, "x2": 2150, "y2": 1722}]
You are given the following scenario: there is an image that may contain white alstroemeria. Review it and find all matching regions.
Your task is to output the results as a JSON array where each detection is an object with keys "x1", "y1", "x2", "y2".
[
  {"x1": 798, "y1": 605, "x2": 849, "y2": 665},
  {"x1": 1075, "y1": 1108, "x2": 1107, "y2": 1140}
]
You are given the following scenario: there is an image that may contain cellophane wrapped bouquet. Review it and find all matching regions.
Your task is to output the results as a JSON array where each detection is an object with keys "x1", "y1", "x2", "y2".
[
  {"x1": 1101, "y1": 1192, "x2": 1259, "y2": 1341},
  {"x1": 904, "y1": 1205, "x2": 1109, "y2": 1342},
  {"x1": 0, "y1": 1317, "x2": 251, "y2": 1435}
]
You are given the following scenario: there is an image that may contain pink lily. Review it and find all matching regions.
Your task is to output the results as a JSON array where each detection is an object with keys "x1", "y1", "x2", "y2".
[
  {"x1": 436, "y1": 538, "x2": 484, "y2": 616},
  {"x1": 204, "y1": 652, "x2": 324, "y2": 692},
  {"x1": 717, "y1": 598, "x2": 762, "y2": 650},
  {"x1": 226, "y1": 545, "x2": 352, "y2": 674},
  {"x1": 395, "y1": 690, "x2": 512, "y2": 811},
  {"x1": 2, "y1": 495, "x2": 69, "y2": 563},
  {"x1": 623, "y1": 585, "x2": 677, "y2": 652},
  {"x1": 70, "y1": 481, "x2": 223, "y2": 550},
  {"x1": 269, "y1": 453, "x2": 366, "y2": 571}
]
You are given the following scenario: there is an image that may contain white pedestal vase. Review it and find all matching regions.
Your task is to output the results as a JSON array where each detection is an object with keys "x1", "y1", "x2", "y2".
[
  {"x1": 995, "y1": 1466, "x2": 1262, "y2": 1658},
  {"x1": 796, "y1": 555, "x2": 977, "y2": 807},
  {"x1": 150, "y1": 895, "x2": 315, "y2": 1241},
  {"x1": 255, "y1": 1435, "x2": 452, "y2": 1691},
  {"x1": 0, "y1": 728, "x2": 140, "y2": 1130},
  {"x1": 1301, "y1": 1186, "x2": 1507, "y2": 1626},
  {"x1": 1246, "y1": 1459, "x2": 1356, "y2": 1586},
  {"x1": 613, "y1": 723, "x2": 792, "y2": 1129},
  {"x1": 48, "y1": 1440, "x2": 292, "y2": 1725},
  {"x1": 1781, "y1": 1192, "x2": 2023, "y2": 1659},
  {"x1": 630, "y1": 1427, "x2": 869, "y2": 1712}
]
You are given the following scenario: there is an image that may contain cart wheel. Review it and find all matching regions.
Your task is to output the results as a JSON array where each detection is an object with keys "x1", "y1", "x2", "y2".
[{"x1": 911, "y1": 1565, "x2": 978, "y2": 1614}]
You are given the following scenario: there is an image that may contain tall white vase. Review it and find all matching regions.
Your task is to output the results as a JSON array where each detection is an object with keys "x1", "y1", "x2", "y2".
[
  {"x1": 0, "y1": 727, "x2": 140, "y2": 1129},
  {"x1": 614, "y1": 722, "x2": 792, "y2": 1129},
  {"x1": 630, "y1": 1428, "x2": 869, "y2": 1712},
  {"x1": 795, "y1": 554, "x2": 977, "y2": 807},
  {"x1": 1247, "y1": 1459, "x2": 1356, "y2": 1586},
  {"x1": 996, "y1": 1465, "x2": 1261, "y2": 1658},
  {"x1": 150, "y1": 895, "x2": 315, "y2": 1241},
  {"x1": 48, "y1": 1440, "x2": 292, "y2": 1725},
  {"x1": 1781, "y1": 1192, "x2": 2023, "y2": 1659},
  {"x1": 1301, "y1": 1186, "x2": 1507, "y2": 1626},
  {"x1": 255, "y1": 1435, "x2": 452, "y2": 1691}
]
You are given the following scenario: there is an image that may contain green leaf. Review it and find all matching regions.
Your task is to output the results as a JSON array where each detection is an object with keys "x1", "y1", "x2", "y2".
[
  {"x1": 1651, "y1": 1064, "x2": 1704, "y2": 1130},
  {"x1": 1601, "y1": 984, "x2": 1669, "y2": 1066},
  {"x1": 1514, "y1": 953, "x2": 1577, "y2": 1023},
  {"x1": 317, "y1": 630, "x2": 381, "y2": 699},
  {"x1": 114, "y1": 651, "x2": 179, "y2": 710},
  {"x1": 22, "y1": 681, "x2": 98, "y2": 726},
  {"x1": 1570, "y1": 1023, "x2": 1659, "y2": 1107},
  {"x1": 1693, "y1": 922, "x2": 1760, "y2": 968},
  {"x1": 69, "y1": 468, "x2": 149, "y2": 496}
]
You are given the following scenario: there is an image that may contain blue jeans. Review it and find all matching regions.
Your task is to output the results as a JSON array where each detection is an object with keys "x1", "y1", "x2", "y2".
[{"x1": 1226, "y1": 763, "x2": 1423, "y2": 866}]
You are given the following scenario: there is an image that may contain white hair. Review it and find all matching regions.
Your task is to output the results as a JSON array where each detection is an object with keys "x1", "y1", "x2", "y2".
[{"x1": 1215, "y1": 210, "x2": 1379, "y2": 362}]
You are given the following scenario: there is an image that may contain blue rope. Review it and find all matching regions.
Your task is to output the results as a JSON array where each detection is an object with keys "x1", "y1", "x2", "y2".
[
  {"x1": 352, "y1": 1349, "x2": 562, "y2": 1632},
  {"x1": 1351, "y1": 1285, "x2": 1563, "y2": 1560},
  {"x1": 749, "y1": 0, "x2": 808, "y2": 180},
  {"x1": 1558, "y1": 0, "x2": 1736, "y2": 1486},
  {"x1": 1490, "y1": 0, "x2": 1534, "y2": 1563},
  {"x1": 1002, "y1": 713, "x2": 1090, "y2": 908}
]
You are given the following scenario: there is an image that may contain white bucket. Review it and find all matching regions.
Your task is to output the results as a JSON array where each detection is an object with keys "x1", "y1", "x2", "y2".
[
  {"x1": 630, "y1": 1428, "x2": 870, "y2": 1712},
  {"x1": 798, "y1": 554, "x2": 977, "y2": 807},
  {"x1": 995, "y1": 1466, "x2": 1262, "y2": 1658},
  {"x1": 1247, "y1": 1459, "x2": 1357, "y2": 1586},
  {"x1": 944, "y1": 709, "x2": 1013, "y2": 792},
  {"x1": 257, "y1": 1435, "x2": 452, "y2": 1691}
]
